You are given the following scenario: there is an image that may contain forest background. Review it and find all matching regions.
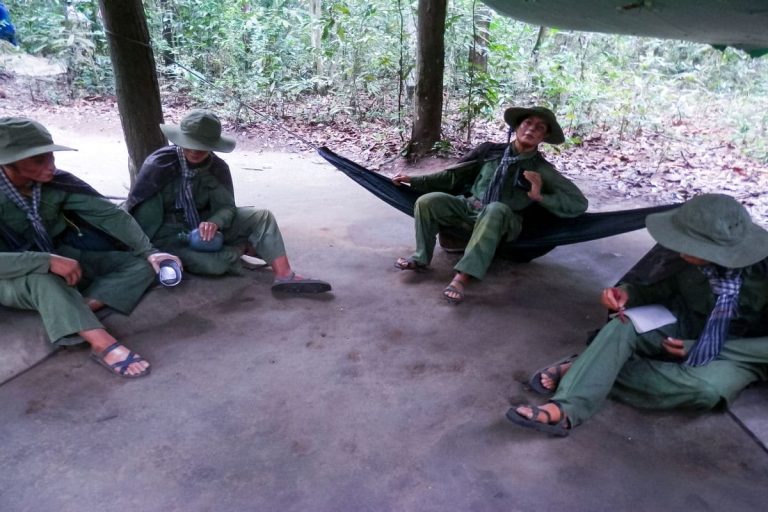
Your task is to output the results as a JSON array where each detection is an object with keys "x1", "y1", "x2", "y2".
[{"x1": 2, "y1": 0, "x2": 768, "y2": 220}]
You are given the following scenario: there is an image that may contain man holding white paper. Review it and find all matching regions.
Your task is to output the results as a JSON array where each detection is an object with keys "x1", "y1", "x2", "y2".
[{"x1": 506, "y1": 194, "x2": 768, "y2": 436}]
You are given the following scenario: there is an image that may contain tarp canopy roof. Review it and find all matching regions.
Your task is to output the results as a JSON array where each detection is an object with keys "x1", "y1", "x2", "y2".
[{"x1": 482, "y1": 0, "x2": 768, "y2": 56}]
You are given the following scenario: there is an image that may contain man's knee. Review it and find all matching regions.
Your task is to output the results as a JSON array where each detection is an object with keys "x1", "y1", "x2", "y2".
[
  {"x1": 107, "y1": 253, "x2": 156, "y2": 283},
  {"x1": 479, "y1": 201, "x2": 512, "y2": 221},
  {"x1": 24, "y1": 273, "x2": 71, "y2": 294},
  {"x1": 237, "y1": 207, "x2": 277, "y2": 226},
  {"x1": 1, "y1": 273, "x2": 79, "y2": 309},
  {"x1": 415, "y1": 192, "x2": 452, "y2": 214},
  {"x1": 590, "y1": 318, "x2": 647, "y2": 349}
]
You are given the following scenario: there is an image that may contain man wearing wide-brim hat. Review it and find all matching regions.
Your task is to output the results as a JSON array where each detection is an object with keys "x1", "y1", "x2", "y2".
[
  {"x1": 507, "y1": 194, "x2": 768, "y2": 437},
  {"x1": 391, "y1": 106, "x2": 587, "y2": 304},
  {"x1": 125, "y1": 110, "x2": 331, "y2": 293},
  {"x1": 0, "y1": 117, "x2": 181, "y2": 378}
]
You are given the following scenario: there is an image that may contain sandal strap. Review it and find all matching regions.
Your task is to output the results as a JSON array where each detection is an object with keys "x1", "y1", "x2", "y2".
[
  {"x1": 110, "y1": 351, "x2": 145, "y2": 375},
  {"x1": 395, "y1": 257, "x2": 424, "y2": 270},
  {"x1": 96, "y1": 341, "x2": 122, "y2": 358},
  {"x1": 273, "y1": 271, "x2": 296, "y2": 284},
  {"x1": 529, "y1": 404, "x2": 553, "y2": 424}
]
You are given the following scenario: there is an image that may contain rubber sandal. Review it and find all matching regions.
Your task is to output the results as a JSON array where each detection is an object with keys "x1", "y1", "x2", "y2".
[
  {"x1": 90, "y1": 342, "x2": 150, "y2": 379},
  {"x1": 394, "y1": 257, "x2": 427, "y2": 271},
  {"x1": 528, "y1": 354, "x2": 579, "y2": 396},
  {"x1": 271, "y1": 272, "x2": 332, "y2": 294},
  {"x1": 443, "y1": 282, "x2": 465, "y2": 305},
  {"x1": 505, "y1": 402, "x2": 570, "y2": 437}
]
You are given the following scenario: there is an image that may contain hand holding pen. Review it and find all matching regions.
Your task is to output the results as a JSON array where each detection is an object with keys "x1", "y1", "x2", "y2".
[{"x1": 601, "y1": 287, "x2": 629, "y2": 322}]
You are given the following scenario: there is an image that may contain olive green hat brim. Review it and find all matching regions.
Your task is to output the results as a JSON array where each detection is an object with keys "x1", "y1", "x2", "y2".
[
  {"x1": 646, "y1": 208, "x2": 768, "y2": 268},
  {"x1": 504, "y1": 107, "x2": 565, "y2": 145},
  {"x1": 160, "y1": 124, "x2": 236, "y2": 153},
  {"x1": 0, "y1": 143, "x2": 76, "y2": 165}
]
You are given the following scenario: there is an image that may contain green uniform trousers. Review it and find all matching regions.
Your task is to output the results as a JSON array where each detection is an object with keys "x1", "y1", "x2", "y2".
[
  {"x1": 155, "y1": 207, "x2": 287, "y2": 276},
  {"x1": 412, "y1": 192, "x2": 523, "y2": 279},
  {"x1": 56, "y1": 246, "x2": 156, "y2": 314},
  {"x1": 0, "y1": 273, "x2": 103, "y2": 343},
  {"x1": 1, "y1": 248, "x2": 154, "y2": 344},
  {"x1": 553, "y1": 318, "x2": 768, "y2": 427}
]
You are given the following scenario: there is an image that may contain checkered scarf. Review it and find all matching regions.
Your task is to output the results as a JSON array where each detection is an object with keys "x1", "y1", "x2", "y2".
[
  {"x1": 175, "y1": 146, "x2": 201, "y2": 229},
  {"x1": 0, "y1": 169, "x2": 54, "y2": 252},
  {"x1": 481, "y1": 127, "x2": 535, "y2": 206},
  {"x1": 684, "y1": 266, "x2": 743, "y2": 367}
]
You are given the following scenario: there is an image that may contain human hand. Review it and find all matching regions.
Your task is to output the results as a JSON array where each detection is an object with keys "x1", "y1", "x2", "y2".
[
  {"x1": 662, "y1": 337, "x2": 687, "y2": 358},
  {"x1": 147, "y1": 252, "x2": 183, "y2": 273},
  {"x1": 197, "y1": 221, "x2": 219, "y2": 242},
  {"x1": 523, "y1": 171, "x2": 543, "y2": 201},
  {"x1": 392, "y1": 173, "x2": 411, "y2": 186},
  {"x1": 49, "y1": 254, "x2": 82, "y2": 286},
  {"x1": 601, "y1": 287, "x2": 628, "y2": 311}
]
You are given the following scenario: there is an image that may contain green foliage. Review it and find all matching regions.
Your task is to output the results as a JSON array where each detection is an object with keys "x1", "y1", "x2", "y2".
[
  {"x1": 7, "y1": 0, "x2": 767, "y2": 160},
  {"x1": 11, "y1": 0, "x2": 112, "y2": 95}
]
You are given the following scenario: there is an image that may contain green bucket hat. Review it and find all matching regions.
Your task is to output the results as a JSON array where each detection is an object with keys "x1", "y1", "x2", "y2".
[
  {"x1": 160, "y1": 110, "x2": 236, "y2": 153},
  {"x1": 646, "y1": 193, "x2": 768, "y2": 268},
  {"x1": 0, "y1": 117, "x2": 76, "y2": 165},
  {"x1": 503, "y1": 106, "x2": 565, "y2": 145}
]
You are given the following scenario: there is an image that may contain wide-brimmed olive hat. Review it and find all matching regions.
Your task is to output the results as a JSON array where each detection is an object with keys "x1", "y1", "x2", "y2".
[
  {"x1": 0, "y1": 117, "x2": 76, "y2": 165},
  {"x1": 160, "y1": 110, "x2": 236, "y2": 153},
  {"x1": 646, "y1": 193, "x2": 768, "y2": 268},
  {"x1": 504, "y1": 106, "x2": 565, "y2": 145}
]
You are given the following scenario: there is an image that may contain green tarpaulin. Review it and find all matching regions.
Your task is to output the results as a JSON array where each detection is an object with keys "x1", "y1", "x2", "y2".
[{"x1": 482, "y1": 0, "x2": 768, "y2": 56}]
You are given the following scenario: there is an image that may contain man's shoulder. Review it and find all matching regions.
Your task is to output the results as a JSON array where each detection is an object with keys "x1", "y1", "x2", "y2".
[
  {"x1": 457, "y1": 142, "x2": 507, "y2": 163},
  {"x1": 47, "y1": 170, "x2": 102, "y2": 197},
  {"x1": 528, "y1": 149, "x2": 555, "y2": 167},
  {"x1": 142, "y1": 145, "x2": 181, "y2": 171}
]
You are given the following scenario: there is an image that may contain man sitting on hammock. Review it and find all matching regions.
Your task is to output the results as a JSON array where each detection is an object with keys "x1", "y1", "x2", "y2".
[{"x1": 392, "y1": 106, "x2": 588, "y2": 304}]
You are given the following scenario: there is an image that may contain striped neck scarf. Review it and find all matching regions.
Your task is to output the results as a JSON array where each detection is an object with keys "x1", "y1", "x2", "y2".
[
  {"x1": 0, "y1": 169, "x2": 54, "y2": 252},
  {"x1": 684, "y1": 265, "x2": 743, "y2": 367},
  {"x1": 481, "y1": 128, "x2": 537, "y2": 206},
  {"x1": 175, "y1": 146, "x2": 201, "y2": 229}
]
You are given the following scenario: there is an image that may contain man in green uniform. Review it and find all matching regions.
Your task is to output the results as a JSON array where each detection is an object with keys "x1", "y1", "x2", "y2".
[
  {"x1": 507, "y1": 194, "x2": 768, "y2": 436},
  {"x1": 0, "y1": 117, "x2": 181, "y2": 378},
  {"x1": 392, "y1": 106, "x2": 587, "y2": 304},
  {"x1": 125, "y1": 110, "x2": 331, "y2": 294}
]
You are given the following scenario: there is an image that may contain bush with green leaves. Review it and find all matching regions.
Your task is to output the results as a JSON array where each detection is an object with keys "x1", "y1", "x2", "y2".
[
  {"x1": 11, "y1": 0, "x2": 112, "y2": 95},
  {"x1": 7, "y1": 0, "x2": 767, "y2": 161}
]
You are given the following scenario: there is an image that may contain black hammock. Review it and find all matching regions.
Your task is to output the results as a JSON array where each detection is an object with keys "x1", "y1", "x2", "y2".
[{"x1": 317, "y1": 146, "x2": 681, "y2": 262}]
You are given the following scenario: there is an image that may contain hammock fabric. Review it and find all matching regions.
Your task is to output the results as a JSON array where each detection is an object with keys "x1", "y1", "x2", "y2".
[{"x1": 318, "y1": 146, "x2": 680, "y2": 262}]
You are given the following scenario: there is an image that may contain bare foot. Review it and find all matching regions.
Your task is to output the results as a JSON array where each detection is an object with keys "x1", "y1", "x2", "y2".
[
  {"x1": 515, "y1": 402, "x2": 565, "y2": 426},
  {"x1": 394, "y1": 256, "x2": 427, "y2": 271},
  {"x1": 92, "y1": 343, "x2": 150, "y2": 378},
  {"x1": 443, "y1": 272, "x2": 470, "y2": 304},
  {"x1": 540, "y1": 361, "x2": 573, "y2": 391}
]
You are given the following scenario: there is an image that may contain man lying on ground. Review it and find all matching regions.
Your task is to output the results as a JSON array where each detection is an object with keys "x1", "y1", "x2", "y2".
[
  {"x1": 507, "y1": 193, "x2": 768, "y2": 436},
  {"x1": 125, "y1": 110, "x2": 331, "y2": 293},
  {"x1": 391, "y1": 106, "x2": 587, "y2": 304},
  {"x1": 0, "y1": 117, "x2": 181, "y2": 378}
]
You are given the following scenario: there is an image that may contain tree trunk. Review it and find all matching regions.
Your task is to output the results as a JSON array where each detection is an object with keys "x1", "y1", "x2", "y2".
[
  {"x1": 159, "y1": 0, "x2": 174, "y2": 68},
  {"x1": 98, "y1": 0, "x2": 165, "y2": 184},
  {"x1": 408, "y1": 0, "x2": 447, "y2": 158},
  {"x1": 309, "y1": 0, "x2": 323, "y2": 77},
  {"x1": 469, "y1": 5, "x2": 491, "y2": 72},
  {"x1": 531, "y1": 26, "x2": 548, "y2": 66}
]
